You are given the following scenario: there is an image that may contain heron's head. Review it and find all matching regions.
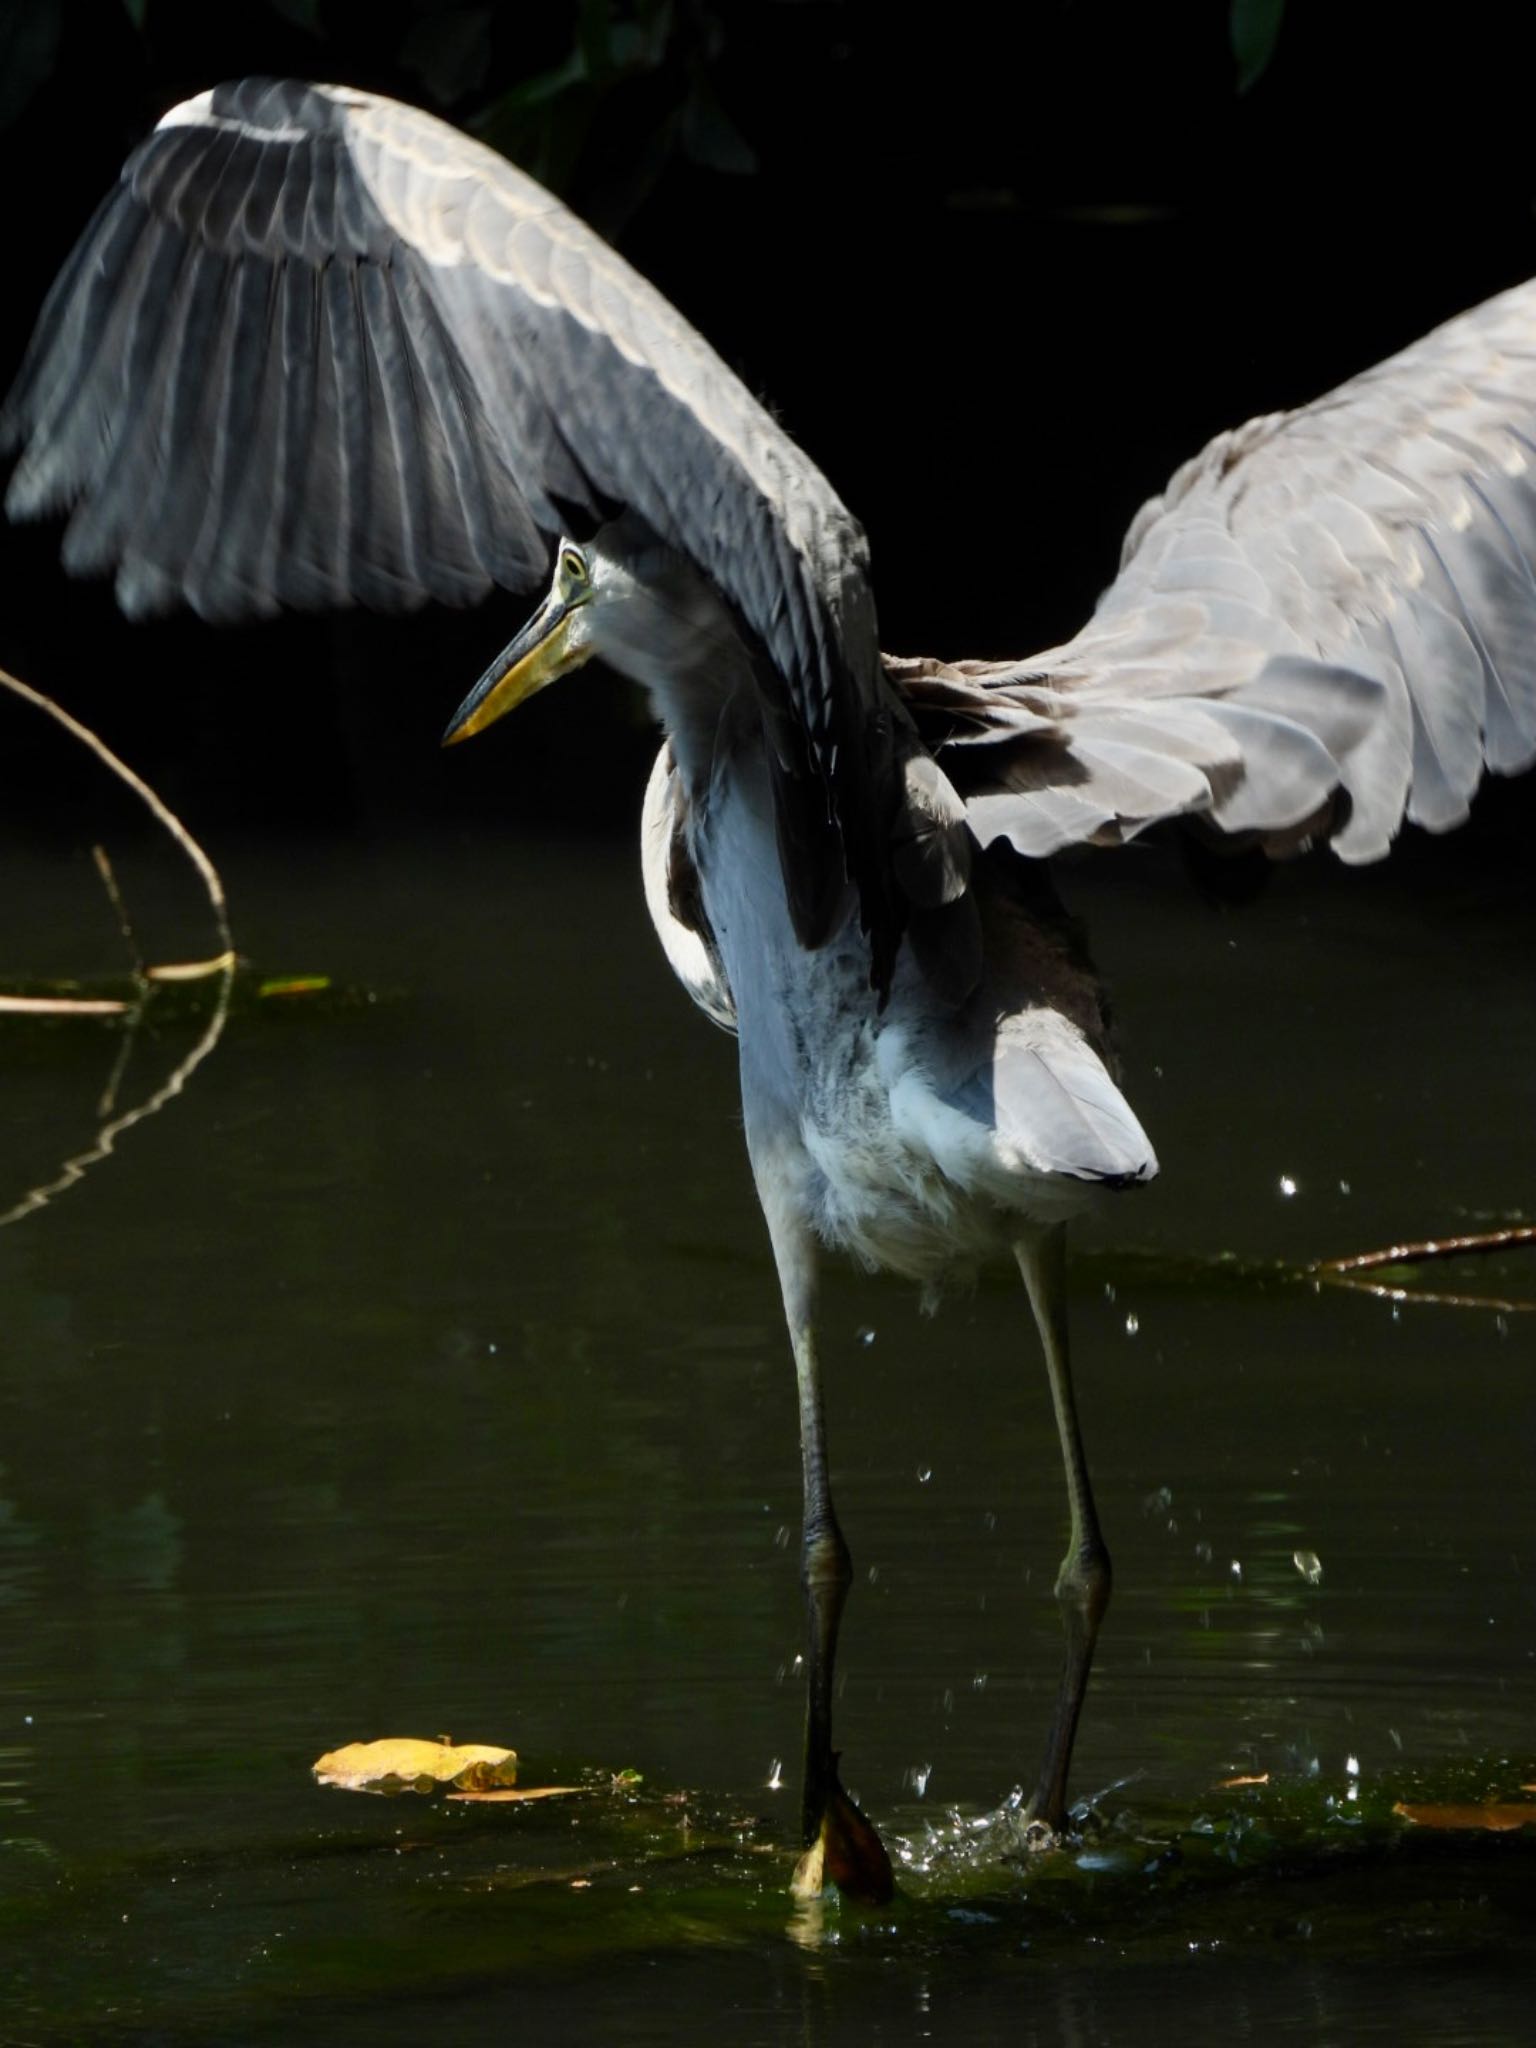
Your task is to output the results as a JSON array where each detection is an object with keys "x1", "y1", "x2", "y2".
[
  {"x1": 443, "y1": 530, "x2": 738, "y2": 746},
  {"x1": 442, "y1": 539, "x2": 600, "y2": 745}
]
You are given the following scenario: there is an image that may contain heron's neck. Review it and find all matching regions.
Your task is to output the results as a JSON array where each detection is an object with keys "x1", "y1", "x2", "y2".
[
  {"x1": 640, "y1": 636, "x2": 759, "y2": 797},
  {"x1": 589, "y1": 530, "x2": 760, "y2": 794}
]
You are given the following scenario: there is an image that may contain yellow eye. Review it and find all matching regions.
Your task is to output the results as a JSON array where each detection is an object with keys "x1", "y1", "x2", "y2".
[{"x1": 559, "y1": 547, "x2": 589, "y2": 595}]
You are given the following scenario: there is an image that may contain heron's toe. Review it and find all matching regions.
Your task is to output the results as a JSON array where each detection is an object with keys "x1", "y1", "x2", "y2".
[{"x1": 790, "y1": 1767, "x2": 895, "y2": 1904}]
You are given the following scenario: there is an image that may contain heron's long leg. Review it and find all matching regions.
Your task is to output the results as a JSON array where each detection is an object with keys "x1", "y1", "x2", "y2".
[
  {"x1": 747, "y1": 1143, "x2": 891, "y2": 1898},
  {"x1": 1016, "y1": 1222, "x2": 1112, "y2": 1833},
  {"x1": 787, "y1": 1312, "x2": 852, "y2": 1846},
  {"x1": 754, "y1": 1174, "x2": 852, "y2": 1846}
]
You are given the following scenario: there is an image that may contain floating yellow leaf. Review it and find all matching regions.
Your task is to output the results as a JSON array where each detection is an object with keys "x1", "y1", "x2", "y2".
[
  {"x1": 1216, "y1": 1772, "x2": 1270, "y2": 1789},
  {"x1": 446, "y1": 1785, "x2": 582, "y2": 1804},
  {"x1": 1393, "y1": 1800, "x2": 1536, "y2": 1833},
  {"x1": 313, "y1": 1737, "x2": 517, "y2": 1793}
]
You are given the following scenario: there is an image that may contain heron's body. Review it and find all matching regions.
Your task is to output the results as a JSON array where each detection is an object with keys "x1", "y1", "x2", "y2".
[
  {"x1": 633, "y1": 558, "x2": 1154, "y2": 1290},
  {"x1": 6, "y1": 77, "x2": 1535, "y2": 1896}
]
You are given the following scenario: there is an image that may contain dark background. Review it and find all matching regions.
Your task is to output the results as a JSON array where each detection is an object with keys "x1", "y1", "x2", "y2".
[{"x1": 3, "y1": 0, "x2": 1536, "y2": 873}]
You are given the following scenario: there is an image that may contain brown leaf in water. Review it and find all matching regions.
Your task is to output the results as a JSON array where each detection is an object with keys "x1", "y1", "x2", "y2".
[
  {"x1": 446, "y1": 1785, "x2": 581, "y2": 1803},
  {"x1": 313, "y1": 1737, "x2": 517, "y2": 1793},
  {"x1": 1216, "y1": 1772, "x2": 1270, "y2": 1788},
  {"x1": 1393, "y1": 1800, "x2": 1536, "y2": 1833}
]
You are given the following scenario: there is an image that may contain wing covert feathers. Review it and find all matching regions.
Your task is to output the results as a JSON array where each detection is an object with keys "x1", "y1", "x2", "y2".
[{"x1": 894, "y1": 278, "x2": 1536, "y2": 864}]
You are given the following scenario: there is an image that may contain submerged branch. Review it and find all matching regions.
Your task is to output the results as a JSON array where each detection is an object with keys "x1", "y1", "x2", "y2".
[
  {"x1": 1314, "y1": 1225, "x2": 1536, "y2": 1275},
  {"x1": 1311, "y1": 1224, "x2": 1536, "y2": 1315},
  {"x1": 0, "y1": 664, "x2": 237, "y2": 1227}
]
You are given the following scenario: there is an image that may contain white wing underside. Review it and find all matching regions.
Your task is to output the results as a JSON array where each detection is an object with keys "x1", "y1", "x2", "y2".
[
  {"x1": 897, "y1": 278, "x2": 1536, "y2": 863},
  {"x1": 640, "y1": 743, "x2": 737, "y2": 1034}
]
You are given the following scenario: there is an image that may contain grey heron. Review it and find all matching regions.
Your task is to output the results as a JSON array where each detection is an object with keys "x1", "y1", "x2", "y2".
[{"x1": 5, "y1": 79, "x2": 1535, "y2": 1899}]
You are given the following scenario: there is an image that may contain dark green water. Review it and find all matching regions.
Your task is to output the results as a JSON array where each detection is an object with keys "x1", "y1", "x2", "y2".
[{"x1": 2, "y1": 818, "x2": 1533, "y2": 2044}]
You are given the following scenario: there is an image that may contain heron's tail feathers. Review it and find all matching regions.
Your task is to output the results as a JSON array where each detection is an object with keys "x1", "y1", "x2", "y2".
[{"x1": 881, "y1": 1018, "x2": 1158, "y2": 1214}]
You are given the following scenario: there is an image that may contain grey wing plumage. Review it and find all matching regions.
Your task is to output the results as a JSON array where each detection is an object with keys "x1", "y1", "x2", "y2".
[
  {"x1": 4, "y1": 82, "x2": 542, "y2": 617},
  {"x1": 3, "y1": 78, "x2": 905, "y2": 967},
  {"x1": 898, "y1": 279, "x2": 1536, "y2": 862}
]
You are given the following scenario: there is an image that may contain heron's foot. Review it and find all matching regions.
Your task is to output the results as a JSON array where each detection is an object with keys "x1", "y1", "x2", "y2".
[
  {"x1": 1010, "y1": 1814, "x2": 1063, "y2": 1858},
  {"x1": 790, "y1": 1759, "x2": 895, "y2": 1904},
  {"x1": 987, "y1": 1785, "x2": 1082, "y2": 1862}
]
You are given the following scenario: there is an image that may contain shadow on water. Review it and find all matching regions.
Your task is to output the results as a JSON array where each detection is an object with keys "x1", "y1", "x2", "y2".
[{"x1": 1, "y1": 816, "x2": 1534, "y2": 2043}]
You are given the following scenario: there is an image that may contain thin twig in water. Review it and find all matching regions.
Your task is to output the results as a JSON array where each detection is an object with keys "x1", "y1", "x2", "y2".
[
  {"x1": 92, "y1": 842, "x2": 146, "y2": 981},
  {"x1": 88, "y1": 846, "x2": 149, "y2": 1116},
  {"x1": 1312, "y1": 1225, "x2": 1536, "y2": 1314},
  {"x1": 0, "y1": 664, "x2": 237, "y2": 1227},
  {"x1": 0, "y1": 994, "x2": 132, "y2": 1015},
  {"x1": 1315, "y1": 1225, "x2": 1536, "y2": 1274}
]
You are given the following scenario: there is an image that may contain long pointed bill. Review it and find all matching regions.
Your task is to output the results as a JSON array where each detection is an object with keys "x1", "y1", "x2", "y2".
[{"x1": 442, "y1": 594, "x2": 586, "y2": 746}]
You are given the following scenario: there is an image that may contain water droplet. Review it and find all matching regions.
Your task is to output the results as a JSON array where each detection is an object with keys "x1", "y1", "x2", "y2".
[
  {"x1": 1279, "y1": 1175, "x2": 1298, "y2": 1198},
  {"x1": 1338, "y1": 1179, "x2": 1351, "y2": 1195},
  {"x1": 857, "y1": 1327, "x2": 876, "y2": 1347},
  {"x1": 1194, "y1": 1540, "x2": 1212, "y2": 1563},
  {"x1": 1143, "y1": 1486, "x2": 1173, "y2": 1515},
  {"x1": 917, "y1": 1467, "x2": 933, "y2": 1484},
  {"x1": 1230, "y1": 1560, "x2": 1243, "y2": 1582},
  {"x1": 1293, "y1": 1549, "x2": 1323, "y2": 1585},
  {"x1": 1345, "y1": 1753, "x2": 1360, "y2": 1777},
  {"x1": 774, "y1": 1525, "x2": 789, "y2": 1549},
  {"x1": 1104, "y1": 1283, "x2": 1117, "y2": 1303},
  {"x1": 972, "y1": 1672, "x2": 988, "y2": 1692},
  {"x1": 867, "y1": 1564, "x2": 880, "y2": 1584},
  {"x1": 1124, "y1": 1312, "x2": 1140, "y2": 1336},
  {"x1": 767, "y1": 1758, "x2": 784, "y2": 1790},
  {"x1": 910, "y1": 1762, "x2": 933, "y2": 1797}
]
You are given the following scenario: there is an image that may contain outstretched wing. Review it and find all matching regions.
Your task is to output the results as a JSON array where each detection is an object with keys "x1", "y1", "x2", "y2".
[
  {"x1": 2, "y1": 78, "x2": 906, "y2": 969},
  {"x1": 896, "y1": 279, "x2": 1536, "y2": 861}
]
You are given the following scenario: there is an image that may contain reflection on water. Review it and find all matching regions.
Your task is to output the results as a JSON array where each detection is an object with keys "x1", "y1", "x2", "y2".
[{"x1": 0, "y1": 825, "x2": 1533, "y2": 2041}]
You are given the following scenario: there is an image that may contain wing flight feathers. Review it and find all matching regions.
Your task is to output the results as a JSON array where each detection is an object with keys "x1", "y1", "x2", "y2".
[{"x1": 899, "y1": 281, "x2": 1536, "y2": 861}]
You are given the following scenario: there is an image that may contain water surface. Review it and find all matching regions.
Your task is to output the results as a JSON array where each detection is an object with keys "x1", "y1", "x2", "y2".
[{"x1": 1, "y1": 820, "x2": 1532, "y2": 2043}]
